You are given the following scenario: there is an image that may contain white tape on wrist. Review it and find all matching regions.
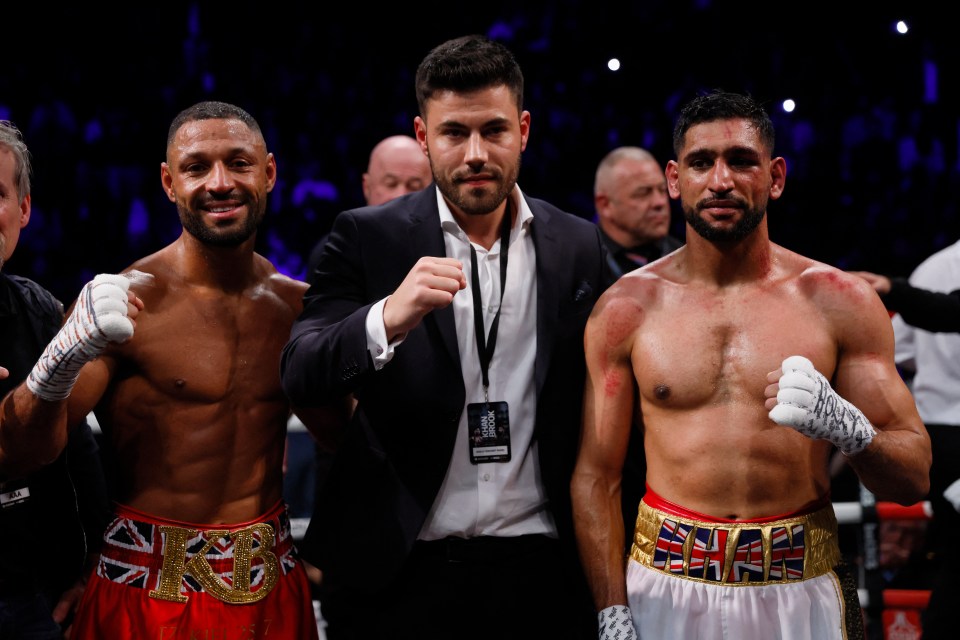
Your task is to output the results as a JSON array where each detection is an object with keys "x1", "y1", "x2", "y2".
[
  {"x1": 598, "y1": 604, "x2": 637, "y2": 640},
  {"x1": 768, "y1": 355, "x2": 876, "y2": 455},
  {"x1": 27, "y1": 274, "x2": 134, "y2": 401}
]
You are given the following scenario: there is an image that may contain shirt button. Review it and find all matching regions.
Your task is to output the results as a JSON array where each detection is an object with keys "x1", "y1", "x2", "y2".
[
  {"x1": 482, "y1": 473, "x2": 490, "y2": 482},
  {"x1": 376, "y1": 347, "x2": 383, "y2": 355}
]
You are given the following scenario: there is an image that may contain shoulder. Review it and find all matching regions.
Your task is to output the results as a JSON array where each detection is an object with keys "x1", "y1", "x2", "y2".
[
  {"x1": 788, "y1": 251, "x2": 887, "y2": 323},
  {"x1": 255, "y1": 257, "x2": 309, "y2": 310},
  {"x1": 268, "y1": 271, "x2": 309, "y2": 298},
  {"x1": 525, "y1": 194, "x2": 593, "y2": 229},
  {"x1": 591, "y1": 267, "x2": 665, "y2": 325},
  {"x1": 119, "y1": 263, "x2": 165, "y2": 305},
  {"x1": 6, "y1": 274, "x2": 63, "y2": 321}
]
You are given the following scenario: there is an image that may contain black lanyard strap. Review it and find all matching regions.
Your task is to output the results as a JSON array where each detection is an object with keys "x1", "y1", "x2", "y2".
[{"x1": 469, "y1": 200, "x2": 513, "y2": 398}]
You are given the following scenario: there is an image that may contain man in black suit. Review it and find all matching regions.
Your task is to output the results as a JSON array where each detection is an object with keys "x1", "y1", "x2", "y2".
[{"x1": 281, "y1": 34, "x2": 608, "y2": 640}]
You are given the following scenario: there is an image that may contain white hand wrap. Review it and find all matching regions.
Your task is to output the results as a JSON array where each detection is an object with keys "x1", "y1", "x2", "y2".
[
  {"x1": 768, "y1": 355, "x2": 876, "y2": 456},
  {"x1": 27, "y1": 274, "x2": 134, "y2": 401},
  {"x1": 598, "y1": 604, "x2": 637, "y2": 640}
]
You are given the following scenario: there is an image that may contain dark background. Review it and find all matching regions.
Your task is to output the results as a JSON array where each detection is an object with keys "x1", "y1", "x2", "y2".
[{"x1": 3, "y1": 1, "x2": 956, "y2": 304}]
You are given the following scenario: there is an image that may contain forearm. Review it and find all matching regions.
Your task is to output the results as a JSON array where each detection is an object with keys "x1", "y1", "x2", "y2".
[
  {"x1": 884, "y1": 278, "x2": 960, "y2": 332},
  {"x1": 0, "y1": 384, "x2": 69, "y2": 478},
  {"x1": 846, "y1": 428, "x2": 931, "y2": 504},
  {"x1": 571, "y1": 472, "x2": 629, "y2": 609}
]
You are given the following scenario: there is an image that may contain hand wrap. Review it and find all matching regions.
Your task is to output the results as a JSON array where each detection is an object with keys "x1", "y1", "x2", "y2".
[
  {"x1": 768, "y1": 355, "x2": 876, "y2": 455},
  {"x1": 598, "y1": 604, "x2": 637, "y2": 640},
  {"x1": 27, "y1": 274, "x2": 134, "y2": 401}
]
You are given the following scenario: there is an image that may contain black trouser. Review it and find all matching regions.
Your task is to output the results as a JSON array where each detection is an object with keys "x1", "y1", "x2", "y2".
[{"x1": 320, "y1": 534, "x2": 596, "y2": 640}]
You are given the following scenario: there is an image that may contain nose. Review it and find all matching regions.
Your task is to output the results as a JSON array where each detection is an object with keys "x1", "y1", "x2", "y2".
[
  {"x1": 464, "y1": 132, "x2": 488, "y2": 168},
  {"x1": 207, "y1": 162, "x2": 235, "y2": 192},
  {"x1": 708, "y1": 161, "x2": 734, "y2": 193}
]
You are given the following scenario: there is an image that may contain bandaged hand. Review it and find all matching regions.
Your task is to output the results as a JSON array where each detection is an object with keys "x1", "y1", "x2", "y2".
[
  {"x1": 767, "y1": 355, "x2": 876, "y2": 456},
  {"x1": 27, "y1": 274, "x2": 136, "y2": 401}
]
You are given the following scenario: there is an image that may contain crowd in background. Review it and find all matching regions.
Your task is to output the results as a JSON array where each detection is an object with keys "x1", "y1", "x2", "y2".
[{"x1": 1, "y1": 2, "x2": 957, "y2": 304}]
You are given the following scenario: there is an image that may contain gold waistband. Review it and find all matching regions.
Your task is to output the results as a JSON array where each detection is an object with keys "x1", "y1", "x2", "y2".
[{"x1": 629, "y1": 500, "x2": 840, "y2": 586}]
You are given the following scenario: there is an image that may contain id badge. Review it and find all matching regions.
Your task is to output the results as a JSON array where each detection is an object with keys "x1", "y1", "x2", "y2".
[{"x1": 467, "y1": 401, "x2": 511, "y2": 464}]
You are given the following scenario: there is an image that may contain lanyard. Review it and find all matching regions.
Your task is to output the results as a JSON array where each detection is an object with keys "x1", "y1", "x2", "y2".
[{"x1": 469, "y1": 200, "x2": 513, "y2": 402}]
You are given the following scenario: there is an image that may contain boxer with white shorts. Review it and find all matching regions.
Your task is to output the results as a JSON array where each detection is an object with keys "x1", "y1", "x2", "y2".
[{"x1": 571, "y1": 91, "x2": 930, "y2": 640}]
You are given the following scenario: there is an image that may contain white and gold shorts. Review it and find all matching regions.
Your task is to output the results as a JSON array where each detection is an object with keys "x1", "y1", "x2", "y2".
[{"x1": 626, "y1": 489, "x2": 863, "y2": 640}]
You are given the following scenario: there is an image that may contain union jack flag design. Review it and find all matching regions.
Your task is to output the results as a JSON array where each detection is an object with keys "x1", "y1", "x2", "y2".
[
  {"x1": 729, "y1": 529, "x2": 765, "y2": 583},
  {"x1": 768, "y1": 525, "x2": 805, "y2": 581},
  {"x1": 96, "y1": 509, "x2": 297, "y2": 593},
  {"x1": 652, "y1": 519, "x2": 692, "y2": 575},
  {"x1": 689, "y1": 527, "x2": 727, "y2": 581}
]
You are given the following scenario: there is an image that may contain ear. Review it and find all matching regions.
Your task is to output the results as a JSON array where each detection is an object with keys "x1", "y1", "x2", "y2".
[
  {"x1": 414, "y1": 117, "x2": 428, "y2": 155},
  {"x1": 519, "y1": 110, "x2": 531, "y2": 152},
  {"x1": 665, "y1": 161, "x2": 681, "y2": 199},
  {"x1": 361, "y1": 172, "x2": 372, "y2": 202},
  {"x1": 264, "y1": 153, "x2": 277, "y2": 193},
  {"x1": 769, "y1": 156, "x2": 786, "y2": 200},
  {"x1": 594, "y1": 193, "x2": 610, "y2": 216},
  {"x1": 19, "y1": 193, "x2": 31, "y2": 228},
  {"x1": 160, "y1": 163, "x2": 176, "y2": 203}
]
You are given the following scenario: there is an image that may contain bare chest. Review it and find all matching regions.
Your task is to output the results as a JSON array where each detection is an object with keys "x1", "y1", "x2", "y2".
[
  {"x1": 119, "y1": 292, "x2": 296, "y2": 402},
  {"x1": 634, "y1": 290, "x2": 836, "y2": 407}
]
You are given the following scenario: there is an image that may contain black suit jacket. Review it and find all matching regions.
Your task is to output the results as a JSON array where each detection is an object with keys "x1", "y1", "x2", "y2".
[{"x1": 281, "y1": 186, "x2": 610, "y2": 595}]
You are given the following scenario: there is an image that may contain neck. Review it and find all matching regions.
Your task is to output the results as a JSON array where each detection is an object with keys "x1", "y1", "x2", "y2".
[
  {"x1": 453, "y1": 199, "x2": 513, "y2": 250},
  {"x1": 175, "y1": 231, "x2": 259, "y2": 291},
  {"x1": 683, "y1": 225, "x2": 773, "y2": 286}
]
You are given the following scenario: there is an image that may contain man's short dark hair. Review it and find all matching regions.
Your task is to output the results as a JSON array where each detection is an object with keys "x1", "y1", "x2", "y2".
[
  {"x1": 414, "y1": 35, "x2": 524, "y2": 117},
  {"x1": 167, "y1": 101, "x2": 263, "y2": 147},
  {"x1": 672, "y1": 90, "x2": 775, "y2": 157}
]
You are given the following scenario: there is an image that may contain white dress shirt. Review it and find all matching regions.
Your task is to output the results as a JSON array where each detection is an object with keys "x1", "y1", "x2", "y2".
[{"x1": 365, "y1": 185, "x2": 556, "y2": 540}]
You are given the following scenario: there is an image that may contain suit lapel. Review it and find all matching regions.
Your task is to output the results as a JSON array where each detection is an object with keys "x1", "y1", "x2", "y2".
[{"x1": 530, "y1": 203, "x2": 559, "y2": 398}]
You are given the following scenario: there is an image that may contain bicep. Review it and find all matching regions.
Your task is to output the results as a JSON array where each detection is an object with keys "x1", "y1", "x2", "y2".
[
  {"x1": 834, "y1": 294, "x2": 922, "y2": 436},
  {"x1": 576, "y1": 319, "x2": 637, "y2": 481}
]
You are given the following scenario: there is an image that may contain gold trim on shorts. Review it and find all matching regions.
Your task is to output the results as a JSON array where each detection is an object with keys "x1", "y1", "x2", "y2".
[{"x1": 629, "y1": 500, "x2": 840, "y2": 586}]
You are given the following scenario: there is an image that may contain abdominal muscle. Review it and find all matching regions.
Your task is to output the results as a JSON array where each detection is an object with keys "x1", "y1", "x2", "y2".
[{"x1": 640, "y1": 401, "x2": 833, "y2": 521}]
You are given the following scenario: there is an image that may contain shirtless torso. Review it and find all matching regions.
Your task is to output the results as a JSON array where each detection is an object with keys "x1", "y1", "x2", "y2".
[
  {"x1": 68, "y1": 240, "x2": 307, "y2": 524},
  {"x1": 603, "y1": 243, "x2": 888, "y2": 519},
  {"x1": 571, "y1": 97, "x2": 930, "y2": 632}
]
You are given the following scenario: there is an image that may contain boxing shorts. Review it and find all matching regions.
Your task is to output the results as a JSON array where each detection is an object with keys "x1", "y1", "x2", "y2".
[
  {"x1": 625, "y1": 488, "x2": 863, "y2": 640},
  {"x1": 70, "y1": 500, "x2": 319, "y2": 639}
]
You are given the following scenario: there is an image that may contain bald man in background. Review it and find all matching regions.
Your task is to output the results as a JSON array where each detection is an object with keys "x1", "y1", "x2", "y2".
[
  {"x1": 593, "y1": 146, "x2": 682, "y2": 280},
  {"x1": 306, "y1": 135, "x2": 432, "y2": 282}
]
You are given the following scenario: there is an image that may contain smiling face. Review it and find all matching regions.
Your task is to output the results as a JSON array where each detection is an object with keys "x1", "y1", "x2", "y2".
[
  {"x1": 160, "y1": 118, "x2": 276, "y2": 247},
  {"x1": 414, "y1": 84, "x2": 529, "y2": 221},
  {"x1": 666, "y1": 117, "x2": 785, "y2": 243}
]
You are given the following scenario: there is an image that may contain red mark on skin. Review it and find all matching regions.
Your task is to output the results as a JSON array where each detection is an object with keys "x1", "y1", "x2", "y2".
[
  {"x1": 603, "y1": 300, "x2": 644, "y2": 350},
  {"x1": 604, "y1": 369, "x2": 623, "y2": 398}
]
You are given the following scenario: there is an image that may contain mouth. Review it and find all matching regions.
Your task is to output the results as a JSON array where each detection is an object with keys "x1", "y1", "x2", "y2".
[
  {"x1": 202, "y1": 202, "x2": 244, "y2": 220},
  {"x1": 698, "y1": 200, "x2": 742, "y2": 217}
]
